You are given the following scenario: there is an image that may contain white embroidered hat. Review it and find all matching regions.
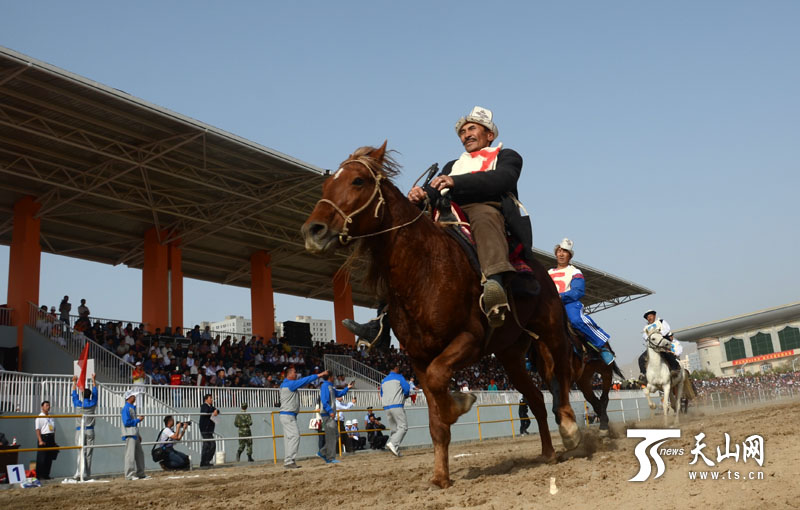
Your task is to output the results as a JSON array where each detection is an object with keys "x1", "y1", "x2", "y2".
[
  {"x1": 455, "y1": 106, "x2": 499, "y2": 138},
  {"x1": 554, "y1": 238, "x2": 574, "y2": 257}
]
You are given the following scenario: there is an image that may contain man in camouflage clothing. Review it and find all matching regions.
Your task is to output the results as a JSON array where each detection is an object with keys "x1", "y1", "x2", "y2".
[{"x1": 234, "y1": 403, "x2": 254, "y2": 462}]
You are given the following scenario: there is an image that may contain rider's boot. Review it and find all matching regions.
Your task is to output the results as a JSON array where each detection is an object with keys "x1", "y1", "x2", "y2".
[
  {"x1": 481, "y1": 273, "x2": 510, "y2": 328},
  {"x1": 599, "y1": 345, "x2": 615, "y2": 365},
  {"x1": 342, "y1": 313, "x2": 387, "y2": 345}
]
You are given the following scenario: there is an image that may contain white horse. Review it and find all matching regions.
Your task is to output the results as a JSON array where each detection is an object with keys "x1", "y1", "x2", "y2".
[{"x1": 643, "y1": 330, "x2": 686, "y2": 426}]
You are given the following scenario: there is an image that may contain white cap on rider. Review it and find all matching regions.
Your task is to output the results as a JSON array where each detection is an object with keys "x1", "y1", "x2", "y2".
[
  {"x1": 554, "y1": 238, "x2": 574, "y2": 257},
  {"x1": 455, "y1": 106, "x2": 499, "y2": 138},
  {"x1": 643, "y1": 309, "x2": 657, "y2": 319}
]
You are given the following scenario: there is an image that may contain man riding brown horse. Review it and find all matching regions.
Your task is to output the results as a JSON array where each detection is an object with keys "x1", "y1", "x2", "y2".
[
  {"x1": 302, "y1": 123, "x2": 582, "y2": 487},
  {"x1": 344, "y1": 106, "x2": 527, "y2": 343}
]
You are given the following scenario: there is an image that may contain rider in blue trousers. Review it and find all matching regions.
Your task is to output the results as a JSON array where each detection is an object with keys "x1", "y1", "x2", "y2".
[{"x1": 548, "y1": 238, "x2": 615, "y2": 365}]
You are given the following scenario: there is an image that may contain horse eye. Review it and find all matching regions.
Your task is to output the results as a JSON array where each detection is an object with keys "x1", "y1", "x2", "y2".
[{"x1": 352, "y1": 177, "x2": 364, "y2": 186}]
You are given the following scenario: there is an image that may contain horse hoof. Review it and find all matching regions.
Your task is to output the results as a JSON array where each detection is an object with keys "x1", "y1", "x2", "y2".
[
  {"x1": 537, "y1": 452, "x2": 558, "y2": 465},
  {"x1": 451, "y1": 391, "x2": 477, "y2": 416},
  {"x1": 559, "y1": 421, "x2": 582, "y2": 450},
  {"x1": 430, "y1": 477, "x2": 452, "y2": 489}
]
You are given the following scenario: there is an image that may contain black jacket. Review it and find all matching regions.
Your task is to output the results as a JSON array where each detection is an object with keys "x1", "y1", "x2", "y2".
[
  {"x1": 441, "y1": 148, "x2": 523, "y2": 205},
  {"x1": 200, "y1": 402, "x2": 216, "y2": 434}
]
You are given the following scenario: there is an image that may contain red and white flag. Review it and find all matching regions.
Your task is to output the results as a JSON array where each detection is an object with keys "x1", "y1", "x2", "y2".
[{"x1": 77, "y1": 342, "x2": 90, "y2": 391}]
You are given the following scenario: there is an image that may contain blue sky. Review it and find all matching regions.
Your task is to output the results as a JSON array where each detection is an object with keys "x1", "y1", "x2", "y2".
[{"x1": 1, "y1": 1, "x2": 799, "y2": 367}]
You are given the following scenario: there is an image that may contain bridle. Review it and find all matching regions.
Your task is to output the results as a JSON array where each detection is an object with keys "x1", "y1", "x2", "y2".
[
  {"x1": 647, "y1": 332, "x2": 671, "y2": 352},
  {"x1": 315, "y1": 157, "x2": 426, "y2": 245}
]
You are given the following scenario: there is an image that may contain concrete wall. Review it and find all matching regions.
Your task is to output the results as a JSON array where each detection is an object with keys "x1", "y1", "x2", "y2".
[
  {"x1": 1, "y1": 407, "x2": 169, "y2": 479},
  {"x1": 0, "y1": 390, "x2": 655, "y2": 479},
  {"x1": 20, "y1": 326, "x2": 75, "y2": 375},
  {"x1": 0, "y1": 325, "x2": 16, "y2": 348}
]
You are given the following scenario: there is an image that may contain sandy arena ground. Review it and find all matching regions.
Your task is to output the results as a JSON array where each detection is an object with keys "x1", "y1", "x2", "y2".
[{"x1": 4, "y1": 400, "x2": 799, "y2": 510}]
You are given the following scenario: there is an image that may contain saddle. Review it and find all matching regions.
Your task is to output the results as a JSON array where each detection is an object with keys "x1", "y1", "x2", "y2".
[
  {"x1": 567, "y1": 323, "x2": 606, "y2": 364},
  {"x1": 428, "y1": 188, "x2": 533, "y2": 277}
]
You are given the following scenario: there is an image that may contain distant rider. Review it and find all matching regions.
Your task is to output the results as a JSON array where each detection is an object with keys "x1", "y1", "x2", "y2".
[
  {"x1": 638, "y1": 309, "x2": 682, "y2": 383},
  {"x1": 547, "y1": 238, "x2": 615, "y2": 365}
]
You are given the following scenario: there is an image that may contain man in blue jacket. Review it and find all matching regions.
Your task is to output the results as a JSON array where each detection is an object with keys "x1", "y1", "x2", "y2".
[
  {"x1": 71, "y1": 373, "x2": 98, "y2": 480},
  {"x1": 280, "y1": 367, "x2": 328, "y2": 469},
  {"x1": 548, "y1": 238, "x2": 614, "y2": 365},
  {"x1": 381, "y1": 366, "x2": 410, "y2": 457},
  {"x1": 318, "y1": 373, "x2": 353, "y2": 463},
  {"x1": 121, "y1": 390, "x2": 146, "y2": 480}
]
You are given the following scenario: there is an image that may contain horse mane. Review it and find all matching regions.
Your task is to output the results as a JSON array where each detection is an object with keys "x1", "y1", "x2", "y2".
[
  {"x1": 347, "y1": 145, "x2": 401, "y2": 180},
  {"x1": 341, "y1": 146, "x2": 442, "y2": 301}
]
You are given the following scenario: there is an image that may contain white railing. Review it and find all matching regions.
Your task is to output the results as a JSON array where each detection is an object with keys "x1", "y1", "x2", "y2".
[
  {"x1": 0, "y1": 371, "x2": 221, "y2": 456},
  {"x1": 0, "y1": 306, "x2": 12, "y2": 326},
  {"x1": 27, "y1": 302, "x2": 147, "y2": 384},
  {"x1": 324, "y1": 354, "x2": 386, "y2": 386}
]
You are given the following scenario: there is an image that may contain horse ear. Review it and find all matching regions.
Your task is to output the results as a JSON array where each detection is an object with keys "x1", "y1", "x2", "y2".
[{"x1": 369, "y1": 140, "x2": 388, "y2": 162}]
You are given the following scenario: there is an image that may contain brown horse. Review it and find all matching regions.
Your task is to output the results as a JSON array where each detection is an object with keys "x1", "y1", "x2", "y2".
[
  {"x1": 568, "y1": 341, "x2": 625, "y2": 431},
  {"x1": 301, "y1": 143, "x2": 581, "y2": 488}
]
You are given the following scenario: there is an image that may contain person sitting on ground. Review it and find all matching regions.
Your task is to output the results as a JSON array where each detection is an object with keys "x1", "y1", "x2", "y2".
[
  {"x1": 547, "y1": 238, "x2": 615, "y2": 364},
  {"x1": 157, "y1": 415, "x2": 190, "y2": 470}
]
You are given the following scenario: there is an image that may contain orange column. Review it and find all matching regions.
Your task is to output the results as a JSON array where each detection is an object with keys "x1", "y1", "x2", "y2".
[
  {"x1": 142, "y1": 228, "x2": 168, "y2": 334},
  {"x1": 250, "y1": 250, "x2": 274, "y2": 339},
  {"x1": 6, "y1": 196, "x2": 41, "y2": 369},
  {"x1": 333, "y1": 270, "x2": 355, "y2": 345},
  {"x1": 168, "y1": 240, "x2": 183, "y2": 330}
]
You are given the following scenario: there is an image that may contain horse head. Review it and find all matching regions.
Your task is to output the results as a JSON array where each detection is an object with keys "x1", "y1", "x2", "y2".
[
  {"x1": 647, "y1": 330, "x2": 671, "y2": 352},
  {"x1": 302, "y1": 141, "x2": 399, "y2": 253}
]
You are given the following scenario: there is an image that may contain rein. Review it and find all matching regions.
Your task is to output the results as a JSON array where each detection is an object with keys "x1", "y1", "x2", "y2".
[{"x1": 316, "y1": 158, "x2": 427, "y2": 245}]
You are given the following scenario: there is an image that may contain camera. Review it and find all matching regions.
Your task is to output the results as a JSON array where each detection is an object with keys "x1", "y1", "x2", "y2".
[{"x1": 179, "y1": 421, "x2": 191, "y2": 427}]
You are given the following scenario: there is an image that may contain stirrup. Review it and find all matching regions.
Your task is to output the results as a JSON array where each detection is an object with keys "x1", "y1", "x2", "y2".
[
  {"x1": 480, "y1": 279, "x2": 509, "y2": 328},
  {"x1": 347, "y1": 314, "x2": 386, "y2": 351}
]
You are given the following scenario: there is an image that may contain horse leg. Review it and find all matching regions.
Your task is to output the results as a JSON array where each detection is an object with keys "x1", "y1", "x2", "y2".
[
  {"x1": 548, "y1": 377, "x2": 561, "y2": 424},
  {"x1": 662, "y1": 381, "x2": 671, "y2": 427},
  {"x1": 496, "y1": 345, "x2": 556, "y2": 462},
  {"x1": 673, "y1": 374, "x2": 684, "y2": 426},
  {"x1": 598, "y1": 365, "x2": 612, "y2": 431},
  {"x1": 536, "y1": 336, "x2": 581, "y2": 449},
  {"x1": 420, "y1": 332, "x2": 481, "y2": 488},
  {"x1": 644, "y1": 384, "x2": 656, "y2": 415},
  {"x1": 553, "y1": 351, "x2": 581, "y2": 450},
  {"x1": 575, "y1": 363, "x2": 603, "y2": 430}
]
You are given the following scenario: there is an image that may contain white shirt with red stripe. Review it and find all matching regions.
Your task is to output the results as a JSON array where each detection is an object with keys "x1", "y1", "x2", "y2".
[
  {"x1": 449, "y1": 143, "x2": 503, "y2": 176},
  {"x1": 547, "y1": 265, "x2": 583, "y2": 294}
]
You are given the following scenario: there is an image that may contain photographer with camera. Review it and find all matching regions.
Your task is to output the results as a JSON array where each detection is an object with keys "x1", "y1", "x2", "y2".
[
  {"x1": 366, "y1": 413, "x2": 388, "y2": 450},
  {"x1": 156, "y1": 416, "x2": 190, "y2": 470}
]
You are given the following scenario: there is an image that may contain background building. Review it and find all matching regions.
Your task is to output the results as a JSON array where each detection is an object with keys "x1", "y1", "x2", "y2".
[
  {"x1": 674, "y1": 302, "x2": 800, "y2": 376},
  {"x1": 294, "y1": 315, "x2": 333, "y2": 343},
  {"x1": 201, "y1": 315, "x2": 252, "y2": 336}
]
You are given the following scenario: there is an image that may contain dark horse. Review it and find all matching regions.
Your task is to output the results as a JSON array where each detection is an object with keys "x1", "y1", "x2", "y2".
[
  {"x1": 568, "y1": 340, "x2": 625, "y2": 431},
  {"x1": 301, "y1": 143, "x2": 581, "y2": 488}
]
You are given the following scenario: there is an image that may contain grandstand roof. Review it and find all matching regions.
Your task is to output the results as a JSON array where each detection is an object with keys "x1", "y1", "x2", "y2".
[
  {"x1": 673, "y1": 302, "x2": 800, "y2": 343},
  {"x1": 0, "y1": 46, "x2": 651, "y2": 311}
]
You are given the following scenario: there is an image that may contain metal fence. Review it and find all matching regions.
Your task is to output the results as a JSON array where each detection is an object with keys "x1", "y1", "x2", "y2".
[
  {"x1": 26, "y1": 301, "x2": 144, "y2": 384},
  {"x1": 324, "y1": 354, "x2": 386, "y2": 387},
  {"x1": 0, "y1": 371, "x2": 222, "y2": 458},
  {"x1": 0, "y1": 306, "x2": 12, "y2": 326}
]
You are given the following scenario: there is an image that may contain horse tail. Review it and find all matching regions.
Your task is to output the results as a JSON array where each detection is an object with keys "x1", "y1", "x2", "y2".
[
  {"x1": 611, "y1": 361, "x2": 625, "y2": 380},
  {"x1": 683, "y1": 373, "x2": 697, "y2": 400}
]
